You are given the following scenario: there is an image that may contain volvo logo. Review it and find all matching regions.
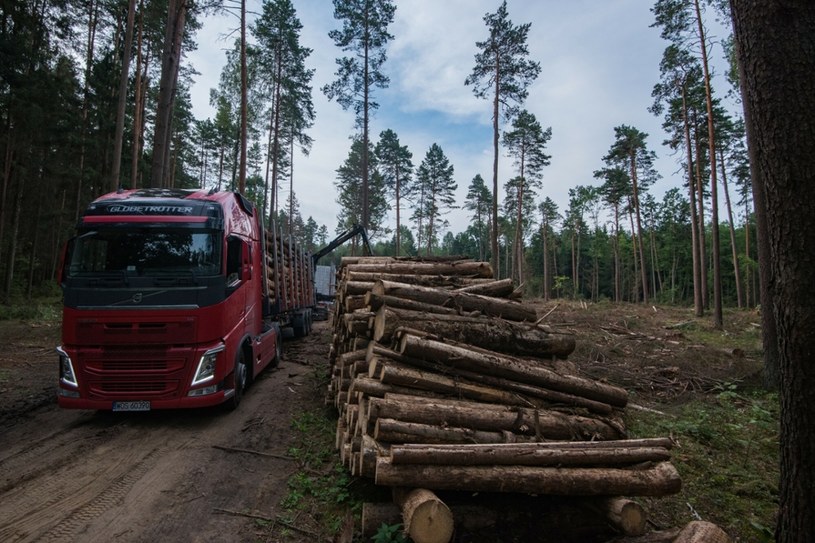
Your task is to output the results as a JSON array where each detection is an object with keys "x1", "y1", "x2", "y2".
[{"x1": 132, "y1": 293, "x2": 143, "y2": 304}]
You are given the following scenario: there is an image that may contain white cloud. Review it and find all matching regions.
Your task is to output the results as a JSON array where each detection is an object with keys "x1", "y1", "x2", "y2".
[{"x1": 185, "y1": 0, "x2": 737, "y2": 239}]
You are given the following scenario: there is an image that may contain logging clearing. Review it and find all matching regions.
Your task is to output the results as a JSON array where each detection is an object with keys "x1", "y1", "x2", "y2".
[{"x1": 323, "y1": 256, "x2": 741, "y2": 543}]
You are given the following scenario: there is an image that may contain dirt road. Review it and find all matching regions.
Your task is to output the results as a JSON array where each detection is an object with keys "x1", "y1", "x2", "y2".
[{"x1": 0, "y1": 320, "x2": 330, "y2": 543}]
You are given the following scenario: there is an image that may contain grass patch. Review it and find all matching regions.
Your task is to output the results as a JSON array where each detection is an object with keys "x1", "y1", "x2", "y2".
[
  {"x1": 627, "y1": 388, "x2": 778, "y2": 541},
  {"x1": 271, "y1": 394, "x2": 388, "y2": 542},
  {"x1": 0, "y1": 300, "x2": 62, "y2": 322}
]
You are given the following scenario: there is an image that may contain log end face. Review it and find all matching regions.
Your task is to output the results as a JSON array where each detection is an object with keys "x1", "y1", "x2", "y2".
[{"x1": 407, "y1": 500, "x2": 455, "y2": 543}]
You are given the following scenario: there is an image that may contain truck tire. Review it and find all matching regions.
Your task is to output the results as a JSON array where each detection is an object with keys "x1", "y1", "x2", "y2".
[
  {"x1": 226, "y1": 350, "x2": 248, "y2": 411},
  {"x1": 271, "y1": 325, "x2": 282, "y2": 367},
  {"x1": 292, "y1": 313, "x2": 306, "y2": 338}
]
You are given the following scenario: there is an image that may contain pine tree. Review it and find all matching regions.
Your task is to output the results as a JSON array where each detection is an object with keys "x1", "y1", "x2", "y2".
[
  {"x1": 335, "y1": 137, "x2": 388, "y2": 241},
  {"x1": 602, "y1": 125, "x2": 659, "y2": 303},
  {"x1": 412, "y1": 143, "x2": 457, "y2": 255},
  {"x1": 502, "y1": 110, "x2": 551, "y2": 283},
  {"x1": 374, "y1": 129, "x2": 413, "y2": 256},
  {"x1": 323, "y1": 0, "x2": 395, "y2": 231},
  {"x1": 466, "y1": 0, "x2": 540, "y2": 278},
  {"x1": 252, "y1": 0, "x2": 314, "y2": 223},
  {"x1": 464, "y1": 174, "x2": 492, "y2": 262}
]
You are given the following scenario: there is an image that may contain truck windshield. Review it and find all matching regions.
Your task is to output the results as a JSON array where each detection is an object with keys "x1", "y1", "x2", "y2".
[{"x1": 67, "y1": 228, "x2": 222, "y2": 277}]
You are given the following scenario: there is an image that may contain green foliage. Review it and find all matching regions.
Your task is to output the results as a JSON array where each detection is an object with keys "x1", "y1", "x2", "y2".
[
  {"x1": 412, "y1": 143, "x2": 457, "y2": 255},
  {"x1": 372, "y1": 523, "x2": 407, "y2": 543},
  {"x1": 627, "y1": 390, "x2": 779, "y2": 541}
]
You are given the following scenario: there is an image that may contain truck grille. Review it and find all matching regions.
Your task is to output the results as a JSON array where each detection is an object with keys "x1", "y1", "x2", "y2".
[{"x1": 81, "y1": 347, "x2": 190, "y2": 399}]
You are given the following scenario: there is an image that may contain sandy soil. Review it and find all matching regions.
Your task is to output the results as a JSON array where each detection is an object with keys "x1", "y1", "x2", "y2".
[{"x1": 0, "y1": 319, "x2": 331, "y2": 543}]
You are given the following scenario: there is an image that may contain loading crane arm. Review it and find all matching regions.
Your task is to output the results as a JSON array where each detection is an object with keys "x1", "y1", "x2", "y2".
[{"x1": 311, "y1": 223, "x2": 372, "y2": 266}]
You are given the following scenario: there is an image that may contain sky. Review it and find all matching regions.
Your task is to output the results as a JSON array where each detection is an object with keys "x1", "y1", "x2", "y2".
[{"x1": 185, "y1": 0, "x2": 735, "y2": 237}]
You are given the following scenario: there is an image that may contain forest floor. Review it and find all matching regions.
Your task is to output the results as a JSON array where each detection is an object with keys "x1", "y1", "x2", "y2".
[{"x1": 0, "y1": 300, "x2": 778, "y2": 542}]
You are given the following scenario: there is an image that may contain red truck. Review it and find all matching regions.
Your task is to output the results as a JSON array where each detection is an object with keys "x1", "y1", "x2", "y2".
[{"x1": 56, "y1": 188, "x2": 316, "y2": 411}]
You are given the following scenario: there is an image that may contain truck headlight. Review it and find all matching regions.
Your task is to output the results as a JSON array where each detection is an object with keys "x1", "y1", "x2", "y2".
[
  {"x1": 57, "y1": 346, "x2": 78, "y2": 387},
  {"x1": 192, "y1": 345, "x2": 224, "y2": 386}
]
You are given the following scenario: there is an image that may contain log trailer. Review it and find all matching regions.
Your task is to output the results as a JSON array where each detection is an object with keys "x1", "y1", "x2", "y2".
[{"x1": 56, "y1": 188, "x2": 320, "y2": 411}]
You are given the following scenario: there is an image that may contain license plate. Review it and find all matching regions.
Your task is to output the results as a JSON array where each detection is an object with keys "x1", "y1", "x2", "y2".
[{"x1": 112, "y1": 400, "x2": 151, "y2": 412}]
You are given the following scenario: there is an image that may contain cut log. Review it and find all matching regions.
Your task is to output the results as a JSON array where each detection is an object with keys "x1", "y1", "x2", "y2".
[
  {"x1": 673, "y1": 521, "x2": 732, "y2": 543},
  {"x1": 452, "y1": 278, "x2": 515, "y2": 297},
  {"x1": 399, "y1": 334, "x2": 628, "y2": 408},
  {"x1": 392, "y1": 437, "x2": 674, "y2": 453},
  {"x1": 593, "y1": 497, "x2": 647, "y2": 536},
  {"x1": 367, "y1": 394, "x2": 624, "y2": 440},
  {"x1": 375, "y1": 459, "x2": 682, "y2": 497},
  {"x1": 392, "y1": 488, "x2": 455, "y2": 543},
  {"x1": 368, "y1": 343, "x2": 614, "y2": 415},
  {"x1": 365, "y1": 292, "x2": 480, "y2": 317},
  {"x1": 374, "y1": 418, "x2": 537, "y2": 445},
  {"x1": 349, "y1": 260, "x2": 493, "y2": 278},
  {"x1": 373, "y1": 307, "x2": 575, "y2": 358},
  {"x1": 378, "y1": 362, "x2": 533, "y2": 406},
  {"x1": 350, "y1": 271, "x2": 494, "y2": 287},
  {"x1": 349, "y1": 376, "x2": 444, "y2": 400},
  {"x1": 387, "y1": 443, "x2": 671, "y2": 467},
  {"x1": 360, "y1": 502, "x2": 500, "y2": 540},
  {"x1": 372, "y1": 280, "x2": 537, "y2": 322}
]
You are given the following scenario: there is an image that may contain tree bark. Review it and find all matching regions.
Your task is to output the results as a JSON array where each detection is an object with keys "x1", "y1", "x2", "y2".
[
  {"x1": 367, "y1": 394, "x2": 624, "y2": 441},
  {"x1": 348, "y1": 271, "x2": 493, "y2": 287},
  {"x1": 375, "y1": 459, "x2": 681, "y2": 497},
  {"x1": 367, "y1": 343, "x2": 614, "y2": 414},
  {"x1": 730, "y1": 2, "x2": 815, "y2": 539},
  {"x1": 398, "y1": 335, "x2": 628, "y2": 408},
  {"x1": 372, "y1": 280, "x2": 536, "y2": 322},
  {"x1": 388, "y1": 443, "x2": 671, "y2": 467},
  {"x1": 374, "y1": 307, "x2": 574, "y2": 358},
  {"x1": 150, "y1": 0, "x2": 187, "y2": 188},
  {"x1": 110, "y1": 0, "x2": 136, "y2": 192},
  {"x1": 452, "y1": 278, "x2": 515, "y2": 298},
  {"x1": 348, "y1": 261, "x2": 493, "y2": 278},
  {"x1": 365, "y1": 292, "x2": 479, "y2": 316},
  {"x1": 373, "y1": 417, "x2": 538, "y2": 445}
]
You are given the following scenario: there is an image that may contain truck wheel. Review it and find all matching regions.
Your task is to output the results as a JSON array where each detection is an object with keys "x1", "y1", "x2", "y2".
[
  {"x1": 271, "y1": 325, "x2": 283, "y2": 367},
  {"x1": 292, "y1": 314, "x2": 306, "y2": 338},
  {"x1": 226, "y1": 350, "x2": 248, "y2": 410}
]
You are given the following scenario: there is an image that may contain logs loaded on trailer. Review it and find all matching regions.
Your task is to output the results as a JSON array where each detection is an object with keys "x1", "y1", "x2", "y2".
[{"x1": 325, "y1": 256, "x2": 731, "y2": 543}]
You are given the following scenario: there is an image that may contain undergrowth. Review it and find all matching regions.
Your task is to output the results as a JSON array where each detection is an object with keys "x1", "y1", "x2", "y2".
[{"x1": 627, "y1": 387, "x2": 779, "y2": 542}]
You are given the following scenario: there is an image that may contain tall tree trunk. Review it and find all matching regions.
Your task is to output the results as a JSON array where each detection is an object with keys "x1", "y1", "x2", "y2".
[
  {"x1": 150, "y1": 0, "x2": 187, "y2": 188},
  {"x1": 4, "y1": 180, "x2": 23, "y2": 301},
  {"x1": 491, "y1": 54, "x2": 501, "y2": 278},
  {"x1": 681, "y1": 85, "x2": 703, "y2": 316},
  {"x1": 719, "y1": 148, "x2": 743, "y2": 308},
  {"x1": 395, "y1": 171, "x2": 401, "y2": 256},
  {"x1": 629, "y1": 154, "x2": 649, "y2": 303},
  {"x1": 731, "y1": 2, "x2": 815, "y2": 539},
  {"x1": 731, "y1": 16, "x2": 778, "y2": 388},
  {"x1": 76, "y1": 0, "x2": 98, "y2": 218},
  {"x1": 744, "y1": 199, "x2": 752, "y2": 307},
  {"x1": 361, "y1": 6, "x2": 370, "y2": 230},
  {"x1": 692, "y1": 118, "x2": 708, "y2": 309},
  {"x1": 613, "y1": 205, "x2": 621, "y2": 302},
  {"x1": 542, "y1": 224, "x2": 550, "y2": 300},
  {"x1": 238, "y1": 0, "x2": 247, "y2": 194},
  {"x1": 694, "y1": 0, "x2": 723, "y2": 329},
  {"x1": 110, "y1": 0, "x2": 136, "y2": 192},
  {"x1": 129, "y1": 0, "x2": 144, "y2": 189}
]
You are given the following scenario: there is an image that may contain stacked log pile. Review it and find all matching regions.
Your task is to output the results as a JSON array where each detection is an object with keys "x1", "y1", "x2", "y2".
[
  {"x1": 325, "y1": 256, "x2": 725, "y2": 543},
  {"x1": 264, "y1": 222, "x2": 314, "y2": 312}
]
